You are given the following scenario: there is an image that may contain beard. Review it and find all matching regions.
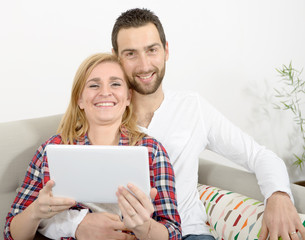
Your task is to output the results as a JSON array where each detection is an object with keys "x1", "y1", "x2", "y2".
[{"x1": 128, "y1": 64, "x2": 166, "y2": 95}]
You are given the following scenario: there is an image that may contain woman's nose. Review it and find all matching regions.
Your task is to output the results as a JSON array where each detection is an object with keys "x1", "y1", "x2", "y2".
[{"x1": 99, "y1": 86, "x2": 112, "y2": 97}]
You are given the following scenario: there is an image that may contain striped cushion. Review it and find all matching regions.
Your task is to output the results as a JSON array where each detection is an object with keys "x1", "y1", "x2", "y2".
[{"x1": 198, "y1": 184, "x2": 305, "y2": 240}]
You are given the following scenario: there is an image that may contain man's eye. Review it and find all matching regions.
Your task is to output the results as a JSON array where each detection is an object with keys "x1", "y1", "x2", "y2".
[
  {"x1": 124, "y1": 52, "x2": 135, "y2": 59},
  {"x1": 148, "y1": 48, "x2": 157, "y2": 54}
]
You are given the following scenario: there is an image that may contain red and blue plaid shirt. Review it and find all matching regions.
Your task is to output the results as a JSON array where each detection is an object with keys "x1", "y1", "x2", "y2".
[{"x1": 4, "y1": 132, "x2": 181, "y2": 239}]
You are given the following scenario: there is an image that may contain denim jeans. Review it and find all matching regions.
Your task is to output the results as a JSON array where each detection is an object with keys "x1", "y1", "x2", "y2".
[{"x1": 182, "y1": 234, "x2": 216, "y2": 240}]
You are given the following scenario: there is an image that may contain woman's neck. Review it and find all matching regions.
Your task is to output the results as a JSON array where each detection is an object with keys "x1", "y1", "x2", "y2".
[{"x1": 87, "y1": 124, "x2": 121, "y2": 145}]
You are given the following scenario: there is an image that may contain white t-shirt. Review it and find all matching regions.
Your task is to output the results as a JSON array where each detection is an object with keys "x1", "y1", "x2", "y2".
[{"x1": 40, "y1": 89, "x2": 292, "y2": 237}]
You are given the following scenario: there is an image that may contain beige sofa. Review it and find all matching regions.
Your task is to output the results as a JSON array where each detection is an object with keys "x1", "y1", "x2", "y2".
[{"x1": 1, "y1": 114, "x2": 305, "y2": 239}]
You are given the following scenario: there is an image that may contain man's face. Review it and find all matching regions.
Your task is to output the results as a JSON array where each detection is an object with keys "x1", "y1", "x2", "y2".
[{"x1": 116, "y1": 23, "x2": 169, "y2": 95}]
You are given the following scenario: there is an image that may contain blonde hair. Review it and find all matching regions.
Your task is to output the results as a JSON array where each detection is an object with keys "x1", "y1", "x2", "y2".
[{"x1": 57, "y1": 53, "x2": 145, "y2": 145}]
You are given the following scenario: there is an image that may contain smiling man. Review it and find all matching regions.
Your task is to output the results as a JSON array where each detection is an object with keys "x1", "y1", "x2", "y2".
[{"x1": 110, "y1": 8, "x2": 305, "y2": 240}]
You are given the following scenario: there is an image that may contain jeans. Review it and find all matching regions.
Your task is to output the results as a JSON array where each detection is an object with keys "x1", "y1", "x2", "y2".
[{"x1": 182, "y1": 234, "x2": 216, "y2": 240}]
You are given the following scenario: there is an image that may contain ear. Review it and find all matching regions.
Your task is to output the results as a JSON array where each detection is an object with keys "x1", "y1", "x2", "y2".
[
  {"x1": 165, "y1": 41, "x2": 169, "y2": 61},
  {"x1": 78, "y1": 97, "x2": 84, "y2": 109},
  {"x1": 112, "y1": 48, "x2": 117, "y2": 56},
  {"x1": 126, "y1": 89, "x2": 132, "y2": 106}
]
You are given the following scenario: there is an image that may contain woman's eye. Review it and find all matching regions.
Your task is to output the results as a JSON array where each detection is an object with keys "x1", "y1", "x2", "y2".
[
  {"x1": 89, "y1": 84, "x2": 99, "y2": 88},
  {"x1": 111, "y1": 82, "x2": 121, "y2": 87}
]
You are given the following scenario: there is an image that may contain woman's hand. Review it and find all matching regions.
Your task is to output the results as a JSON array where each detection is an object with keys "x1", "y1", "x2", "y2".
[
  {"x1": 116, "y1": 183, "x2": 157, "y2": 238},
  {"x1": 32, "y1": 180, "x2": 76, "y2": 220}
]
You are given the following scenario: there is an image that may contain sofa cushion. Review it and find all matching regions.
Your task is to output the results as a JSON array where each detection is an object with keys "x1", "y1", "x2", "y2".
[{"x1": 198, "y1": 184, "x2": 305, "y2": 240}]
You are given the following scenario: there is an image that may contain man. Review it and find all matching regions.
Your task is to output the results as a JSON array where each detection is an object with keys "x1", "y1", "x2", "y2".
[
  {"x1": 38, "y1": 8, "x2": 305, "y2": 240},
  {"x1": 110, "y1": 8, "x2": 305, "y2": 240}
]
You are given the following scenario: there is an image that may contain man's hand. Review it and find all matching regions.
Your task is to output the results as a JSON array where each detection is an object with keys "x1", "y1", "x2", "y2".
[
  {"x1": 259, "y1": 191, "x2": 305, "y2": 240},
  {"x1": 75, "y1": 212, "x2": 135, "y2": 240}
]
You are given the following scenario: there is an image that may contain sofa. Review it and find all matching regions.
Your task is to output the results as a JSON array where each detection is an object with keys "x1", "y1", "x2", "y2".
[{"x1": 1, "y1": 114, "x2": 305, "y2": 239}]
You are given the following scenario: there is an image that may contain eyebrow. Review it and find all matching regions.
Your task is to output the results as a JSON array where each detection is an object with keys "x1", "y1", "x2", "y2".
[
  {"x1": 86, "y1": 76, "x2": 124, "y2": 83},
  {"x1": 120, "y1": 43, "x2": 162, "y2": 55}
]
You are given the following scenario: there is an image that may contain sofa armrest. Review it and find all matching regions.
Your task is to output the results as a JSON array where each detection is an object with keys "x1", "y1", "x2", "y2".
[
  {"x1": 198, "y1": 157, "x2": 264, "y2": 202},
  {"x1": 198, "y1": 157, "x2": 305, "y2": 214}
]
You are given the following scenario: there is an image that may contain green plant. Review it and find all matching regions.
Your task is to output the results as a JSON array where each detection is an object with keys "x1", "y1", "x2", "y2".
[{"x1": 274, "y1": 62, "x2": 305, "y2": 169}]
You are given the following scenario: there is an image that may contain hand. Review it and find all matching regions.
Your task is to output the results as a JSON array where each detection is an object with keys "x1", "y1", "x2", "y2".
[
  {"x1": 75, "y1": 212, "x2": 135, "y2": 240},
  {"x1": 116, "y1": 184, "x2": 157, "y2": 238},
  {"x1": 32, "y1": 180, "x2": 76, "y2": 220},
  {"x1": 259, "y1": 191, "x2": 305, "y2": 240}
]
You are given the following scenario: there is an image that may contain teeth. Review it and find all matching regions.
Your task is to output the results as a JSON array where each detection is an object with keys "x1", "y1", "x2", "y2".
[
  {"x1": 95, "y1": 102, "x2": 114, "y2": 107},
  {"x1": 139, "y1": 73, "x2": 153, "y2": 79}
]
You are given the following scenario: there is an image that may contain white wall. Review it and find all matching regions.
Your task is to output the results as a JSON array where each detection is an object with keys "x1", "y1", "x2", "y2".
[{"x1": 1, "y1": 0, "x2": 305, "y2": 180}]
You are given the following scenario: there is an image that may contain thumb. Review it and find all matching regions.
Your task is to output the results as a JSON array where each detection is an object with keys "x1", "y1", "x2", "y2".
[
  {"x1": 44, "y1": 180, "x2": 55, "y2": 194},
  {"x1": 150, "y1": 188, "x2": 158, "y2": 200}
]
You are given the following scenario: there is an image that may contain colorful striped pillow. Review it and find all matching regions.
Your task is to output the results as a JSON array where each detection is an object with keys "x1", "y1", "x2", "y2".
[{"x1": 198, "y1": 184, "x2": 305, "y2": 240}]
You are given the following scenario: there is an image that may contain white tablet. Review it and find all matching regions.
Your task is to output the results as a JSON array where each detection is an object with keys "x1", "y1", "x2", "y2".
[{"x1": 46, "y1": 144, "x2": 150, "y2": 203}]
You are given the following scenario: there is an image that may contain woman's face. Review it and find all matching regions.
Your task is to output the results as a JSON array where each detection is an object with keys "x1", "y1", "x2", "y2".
[{"x1": 78, "y1": 61, "x2": 131, "y2": 128}]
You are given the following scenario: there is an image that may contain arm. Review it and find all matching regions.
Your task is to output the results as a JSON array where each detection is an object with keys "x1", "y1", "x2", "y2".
[
  {"x1": 4, "y1": 138, "x2": 75, "y2": 240},
  {"x1": 150, "y1": 140, "x2": 181, "y2": 239},
  {"x1": 199, "y1": 95, "x2": 305, "y2": 239},
  {"x1": 200, "y1": 95, "x2": 292, "y2": 200}
]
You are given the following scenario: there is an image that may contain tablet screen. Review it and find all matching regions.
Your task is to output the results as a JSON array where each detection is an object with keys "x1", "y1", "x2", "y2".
[{"x1": 46, "y1": 144, "x2": 150, "y2": 203}]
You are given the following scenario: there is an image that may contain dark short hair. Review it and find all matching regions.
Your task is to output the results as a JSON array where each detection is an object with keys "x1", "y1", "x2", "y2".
[{"x1": 112, "y1": 8, "x2": 166, "y2": 55}]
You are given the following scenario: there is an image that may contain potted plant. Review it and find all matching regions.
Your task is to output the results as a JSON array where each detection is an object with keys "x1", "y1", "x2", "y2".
[{"x1": 274, "y1": 62, "x2": 305, "y2": 186}]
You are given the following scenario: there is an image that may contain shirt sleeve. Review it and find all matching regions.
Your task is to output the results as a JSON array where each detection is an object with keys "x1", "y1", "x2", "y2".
[
  {"x1": 4, "y1": 142, "x2": 48, "y2": 240},
  {"x1": 38, "y1": 209, "x2": 89, "y2": 239},
  {"x1": 3, "y1": 136, "x2": 87, "y2": 240},
  {"x1": 148, "y1": 138, "x2": 182, "y2": 240},
  {"x1": 197, "y1": 94, "x2": 293, "y2": 202}
]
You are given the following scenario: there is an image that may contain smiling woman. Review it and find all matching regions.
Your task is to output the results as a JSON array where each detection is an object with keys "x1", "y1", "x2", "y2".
[
  {"x1": 78, "y1": 61, "x2": 131, "y2": 144},
  {"x1": 4, "y1": 53, "x2": 182, "y2": 240}
]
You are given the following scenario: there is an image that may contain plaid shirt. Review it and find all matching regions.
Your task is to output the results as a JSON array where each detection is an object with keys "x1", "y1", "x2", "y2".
[{"x1": 4, "y1": 132, "x2": 181, "y2": 240}]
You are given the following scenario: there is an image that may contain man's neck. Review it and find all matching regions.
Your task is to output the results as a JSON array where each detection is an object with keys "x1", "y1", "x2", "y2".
[{"x1": 132, "y1": 85, "x2": 164, "y2": 128}]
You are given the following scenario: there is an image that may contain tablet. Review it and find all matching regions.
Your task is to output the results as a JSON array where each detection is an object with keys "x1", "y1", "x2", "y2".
[{"x1": 46, "y1": 144, "x2": 150, "y2": 203}]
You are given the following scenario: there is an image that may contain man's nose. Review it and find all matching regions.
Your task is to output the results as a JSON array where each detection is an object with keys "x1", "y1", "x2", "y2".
[{"x1": 138, "y1": 54, "x2": 150, "y2": 71}]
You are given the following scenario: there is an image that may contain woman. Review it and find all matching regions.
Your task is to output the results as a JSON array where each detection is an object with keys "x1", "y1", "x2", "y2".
[{"x1": 4, "y1": 53, "x2": 181, "y2": 240}]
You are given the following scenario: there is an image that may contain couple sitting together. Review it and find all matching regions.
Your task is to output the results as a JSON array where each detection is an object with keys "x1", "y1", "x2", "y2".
[{"x1": 4, "y1": 8, "x2": 305, "y2": 240}]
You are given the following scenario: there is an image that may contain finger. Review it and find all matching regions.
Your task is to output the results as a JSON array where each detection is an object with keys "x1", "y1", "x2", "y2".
[
  {"x1": 259, "y1": 221, "x2": 269, "y2": 240},
  {"x1": 299, "y1": 226, "x2": 305, "y2": 240},
  {"x1": 150, "y1": 188, "x2": 157, "y2": 200},
  {"x1": 125, "y1": 234, "x2": 137, "y2": 240},
  {"x1": 288, "y1": 230, "x2": 299, "y2": 240},
  {"x1": 101, "y1": 212, "x2": 122, "y2": 222},
  {"x1": 118, "y1": 200, "x2": 138, "y2": 229},
  {"x1": 117, "y1": 188, "x2": 138, "y2": 217},
  {"x1": 118, "y1": 186, "x2": 152, "y2": 221},
  {"x1": 126, "y1": 184, "x2": 154, "y2": 213},
  {"x1": 44, "y1": 204, "x2": 75, "y2": 213},
  {"x1": 269, "y1": 231, "x2": 279, "y2": 240},
  {"x1": 109, "y1": 219, "x2": 126, "y2": 231},
  {"x1": 49, "y1": 196, "x2": 76, "y2": 207}
]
